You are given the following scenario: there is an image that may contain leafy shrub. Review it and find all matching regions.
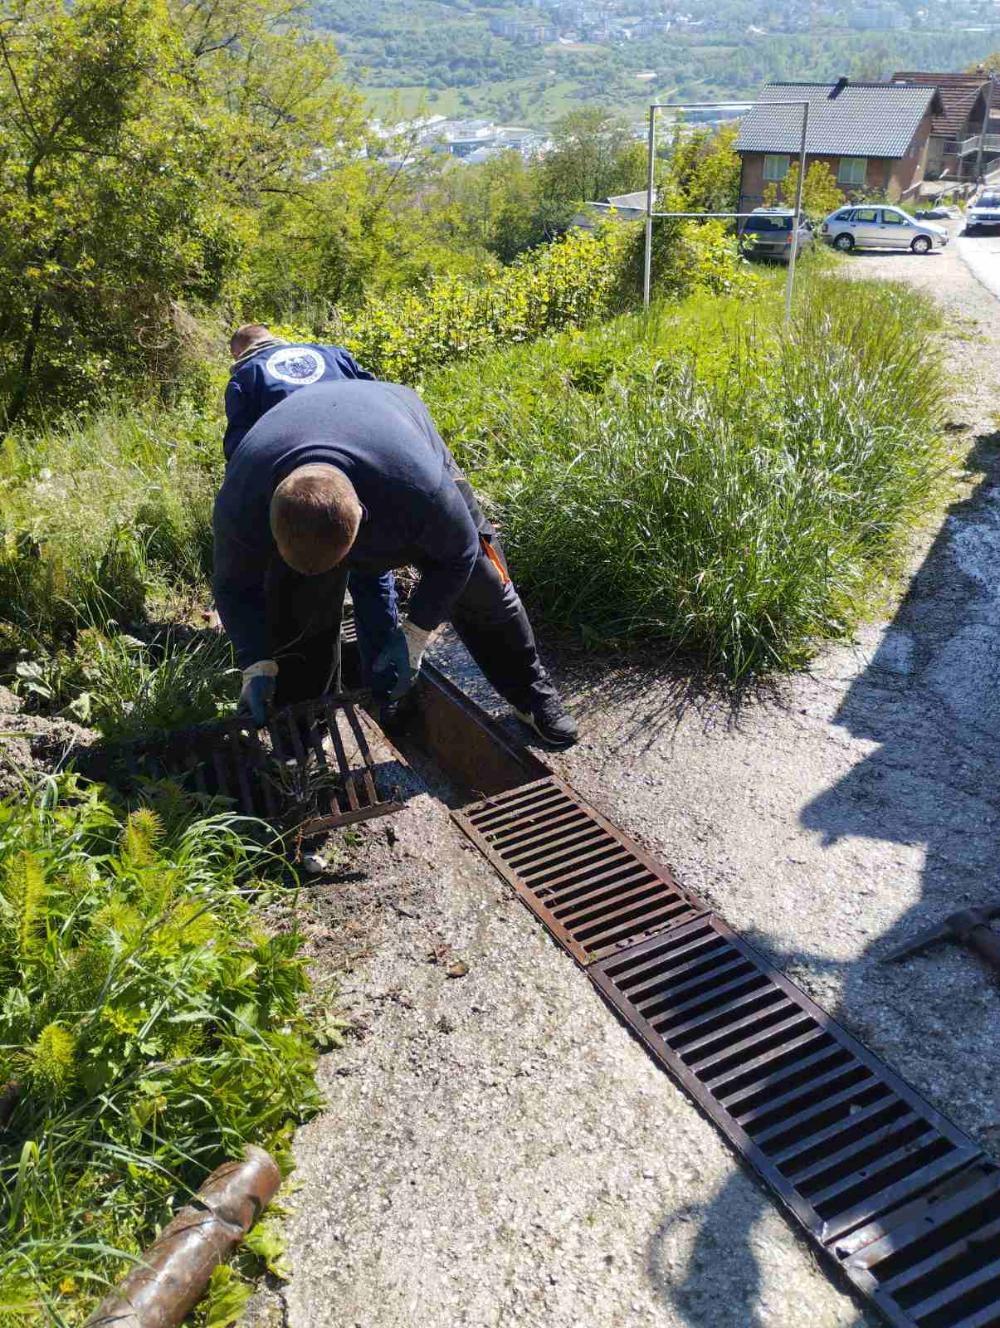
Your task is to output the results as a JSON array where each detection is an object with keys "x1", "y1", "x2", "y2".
[
  {"x1": 327, "y1": 221, "x2": 752, "y2": 384},
  {"x1": 615, "y1": 217, "x2": 758, "y2": 306},
  {"x1": 327, "y1": 225, "x2": 632, "y2": 382},
  {"x1": 0, "y1": 779, "x2": 320, "y2": 1322}
]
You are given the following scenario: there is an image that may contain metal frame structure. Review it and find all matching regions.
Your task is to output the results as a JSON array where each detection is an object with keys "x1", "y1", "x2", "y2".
[{"x1": 636, "y1": 99, "x2": 810, "y2": 326}]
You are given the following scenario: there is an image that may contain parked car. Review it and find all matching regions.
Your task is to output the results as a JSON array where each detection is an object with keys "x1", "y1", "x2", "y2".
[
  {"x1": 820, "y1": 204, "x2": 948, "y2": 254},
  {"x1": 965, "y1": 192, "x2": 1000, "y2": 233},
  {"x1": 738, "y1": 207, "x2": 813, "y2": 263}
]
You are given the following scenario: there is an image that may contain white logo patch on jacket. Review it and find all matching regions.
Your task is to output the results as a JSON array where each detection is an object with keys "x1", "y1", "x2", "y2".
[{"x1": 264, "y1": 347, "x2": 326, "y2": 386}]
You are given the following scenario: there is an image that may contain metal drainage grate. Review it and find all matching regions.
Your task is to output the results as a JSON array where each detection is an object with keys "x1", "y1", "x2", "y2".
[
  {"x1": 590, "y1": 913, "x2": 997, "y2": 1325},
  {"x1": 87, "y1": 695, "x2": 402, "y2": 833},
  {"x1": 454, "y1": 776, "x2": 706, "y2": 964},
  {"x1": 837, "y1": 1162, "x2": 1000, "y2": 1328}
]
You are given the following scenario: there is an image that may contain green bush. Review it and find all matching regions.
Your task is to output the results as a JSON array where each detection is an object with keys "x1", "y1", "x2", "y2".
[
  {"x1": 428, "y1": 273, "x2": 948, "y2": 675},
  {"x1": 327, "y1": 221, "x2": 753, "y2": 383},
  {"x1": 0, "y1": 779, "x2": 320, "y2": 1322}
]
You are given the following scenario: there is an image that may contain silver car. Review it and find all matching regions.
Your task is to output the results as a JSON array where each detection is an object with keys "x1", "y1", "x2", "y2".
[{"x1": 821, "y1": 204, "x2": 948, "y2": 254}]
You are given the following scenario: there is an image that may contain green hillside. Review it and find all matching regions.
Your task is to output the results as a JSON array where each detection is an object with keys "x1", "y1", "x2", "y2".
[{"x1": 315, "y1": 0, "x2": 1000, "y2": 123}]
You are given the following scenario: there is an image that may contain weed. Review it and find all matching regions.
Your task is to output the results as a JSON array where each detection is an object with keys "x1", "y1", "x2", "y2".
[
  {"x1": 12, "y1": 630, "x2": 239, "y2": 739},
  {"x1": 0, "y1": 776, "x2": 320, "y2": 1322},
  {"x1": 427, "y1": 272, "x2": 949, "y2": 675}
]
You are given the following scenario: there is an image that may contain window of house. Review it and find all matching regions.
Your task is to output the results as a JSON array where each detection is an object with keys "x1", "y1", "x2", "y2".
[
  {"x1": 763, "y1": 154, "x2": 790, "y2": 182},
  {"x1": 838, "y1": 157, "x2": 867, "y2": 186}
]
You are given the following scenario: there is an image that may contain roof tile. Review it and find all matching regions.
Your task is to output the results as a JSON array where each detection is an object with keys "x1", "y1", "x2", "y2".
[{"x1": 735, "y1": 81, "x2": 939, "y2": 159}]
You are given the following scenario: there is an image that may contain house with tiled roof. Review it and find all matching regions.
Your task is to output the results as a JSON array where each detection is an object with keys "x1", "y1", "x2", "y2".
[
  {"x1": 891, "y1": 71, "x2": 994, "y2": 178},
  {"x1": 735, "y1": 79, "x2": 944, "y2": 212}
]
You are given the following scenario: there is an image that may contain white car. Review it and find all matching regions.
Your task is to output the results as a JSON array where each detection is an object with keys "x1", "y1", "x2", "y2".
[
  {"x1": 820, "y1": 204, "x2": 948, "y2": 254},
  {"x1": 965, "y1": 192, "x2": 1000, "y2": 233}
]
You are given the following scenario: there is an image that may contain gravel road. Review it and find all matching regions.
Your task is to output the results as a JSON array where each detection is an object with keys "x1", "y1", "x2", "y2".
[{"x1": 261, "y1": 242, "x2": 1000, "y2": 1328}]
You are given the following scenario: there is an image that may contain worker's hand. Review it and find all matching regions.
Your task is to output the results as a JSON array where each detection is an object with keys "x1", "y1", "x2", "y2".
[
  {"x1": 239, "y1": 660, "x2": 278, "y2": 726},
  {"x1": 371, "y1": 622, "x2": 430, "y2": 701}
]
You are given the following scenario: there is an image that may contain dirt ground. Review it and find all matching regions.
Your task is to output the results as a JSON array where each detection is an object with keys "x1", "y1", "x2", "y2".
[
  {"x1": 257, "y1": 242, "x2": 1000, "y2": 1328},
  {"x1": 0, "y1": 685, "x2": 94, "y2": 797}
]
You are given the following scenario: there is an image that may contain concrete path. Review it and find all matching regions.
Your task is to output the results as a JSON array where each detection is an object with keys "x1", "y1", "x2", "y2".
[
  {"x1": 956, "y1": 225, "x2": 1000, "y2": 301},
  {"x1": 260, "y1": 243, "x2": 1000, "y2": 1328}
]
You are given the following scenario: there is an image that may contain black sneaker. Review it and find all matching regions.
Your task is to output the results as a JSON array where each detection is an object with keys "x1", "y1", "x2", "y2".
[{"x1": 514, "y1": 696, "x2": 579, "y2": 748}]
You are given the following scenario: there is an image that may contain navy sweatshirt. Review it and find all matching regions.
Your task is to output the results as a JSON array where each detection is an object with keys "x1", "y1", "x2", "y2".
[
  {"x1": 223, "y1": 342, "x2": 373, "y2": 460},
  {"x1": 213, "y1": 381, "x2": 481, "y2": 667}
]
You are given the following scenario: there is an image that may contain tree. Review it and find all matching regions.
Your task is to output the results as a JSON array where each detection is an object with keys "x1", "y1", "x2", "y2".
[
  {"x1": 540, "y1": 108, "x2": 645, "y2": 211},
  {"x1": 0, "y1": 0, "x2": 373, "y2": 424},
  {"x1": 0, "y1": 0, "x2": 234, "y2": 427},
  {"x1": 664, "y1": 123, "x2": 741, "y2": 214},
  {"x1": 762, "y1": 160, "x2": 844, "y2": 219}
]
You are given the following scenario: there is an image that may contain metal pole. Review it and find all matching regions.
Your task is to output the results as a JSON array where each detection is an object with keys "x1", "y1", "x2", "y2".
[
  {"x1": 784, "y1": 101, "x2": 809, "y2": 331},
  {"x1": 643, "y1": 104, "x2": 656, "y2": 307},
  {"x1": 975, "y1": 75, "x2": 995, "y2": 183}
]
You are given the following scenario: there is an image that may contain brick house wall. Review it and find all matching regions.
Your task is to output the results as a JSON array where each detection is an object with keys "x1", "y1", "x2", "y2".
[{"x1": 737, "y1": 110, "x2": 934, "y2": 212}]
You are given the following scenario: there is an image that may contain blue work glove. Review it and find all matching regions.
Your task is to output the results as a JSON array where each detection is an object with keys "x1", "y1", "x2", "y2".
[
  {"x1": 371, "y1": 622, "x2": 429, "y2": 701},
  {"x1": 239, "y1": 661, "x2": 278, "y2": 726}
]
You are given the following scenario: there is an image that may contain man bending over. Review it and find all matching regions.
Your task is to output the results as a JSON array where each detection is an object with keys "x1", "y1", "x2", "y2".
[
  {"x1": 222, "y1": 323, "x2": 396, "y2": 686},
  {"x1": 213, "y1": 379, "x2": 577, "y2": 747}
]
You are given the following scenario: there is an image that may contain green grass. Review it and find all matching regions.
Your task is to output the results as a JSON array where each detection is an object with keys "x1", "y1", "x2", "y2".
[
  {"x1": 425, "y1": 269, "x2": 949, "y2": 675},
  {"x1": 0, "y1": 400, "x2": 222, "y2": 655},
  {"x1": 0, "y1": 780, "x2": 320, "y2": 1324},
  {"x1": 13, "y1": 628, "x2": 239, "y2": 740}
]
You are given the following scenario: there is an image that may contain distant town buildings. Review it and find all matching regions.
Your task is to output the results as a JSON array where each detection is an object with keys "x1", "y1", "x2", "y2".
[{"x1": 370, "y1": 115, "x2": 550, "y2": 166}]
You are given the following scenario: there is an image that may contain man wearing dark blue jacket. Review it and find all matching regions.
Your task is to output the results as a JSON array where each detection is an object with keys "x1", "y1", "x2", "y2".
[
  {"x1": 222, "y1": 324, "x2": 397, "y2": 686},
  {"x1": 213, "y1": 379, "x2": 577, "y2": 747},
  {"x1": 223, "y1": 324, "x2": 375, "y2": 459}
]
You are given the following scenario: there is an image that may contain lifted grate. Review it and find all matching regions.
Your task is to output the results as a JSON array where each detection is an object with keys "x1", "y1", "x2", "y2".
[
  {"x1": 454, "y1": 776, "x2": 706, "y2": 964},
  {"x1": 591, "y1": 913, "x2": 997, "y2": 1326},
  {"x1": 87, "y1": 695, "x2": 402, "y2": 833}
]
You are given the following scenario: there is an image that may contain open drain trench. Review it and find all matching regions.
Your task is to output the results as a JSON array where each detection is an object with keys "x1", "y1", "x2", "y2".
[{"x1": 431, "y1": 684, "x2": 1000, "y2": 1328}]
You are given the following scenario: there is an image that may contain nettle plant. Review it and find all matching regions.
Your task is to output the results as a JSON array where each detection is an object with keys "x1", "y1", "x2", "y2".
[{"x1": 0, "y1": 777, "x2": 320, "y2": 1321}]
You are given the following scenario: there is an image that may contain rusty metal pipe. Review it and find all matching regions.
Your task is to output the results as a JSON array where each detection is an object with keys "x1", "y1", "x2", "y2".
[{"x1": 86, "y1": 1146, "x2": 281, "y2": 1328}]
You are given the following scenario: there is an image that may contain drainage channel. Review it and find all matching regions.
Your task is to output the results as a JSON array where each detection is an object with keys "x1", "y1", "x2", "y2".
[
  {"x1": 84, "y1": 696, "x2": 402, "y2": 833},
  {"x1": 405, "y1": 664, "x2": 1000, "y2": 1328}
]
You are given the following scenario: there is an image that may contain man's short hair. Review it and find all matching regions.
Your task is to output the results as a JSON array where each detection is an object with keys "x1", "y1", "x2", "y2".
[
  {"x1": 230, "y1": 323, "x2": 274, "y2": 360},
  {"x1": 270, "y1": 464, "x2": 361, "y2": 576}
]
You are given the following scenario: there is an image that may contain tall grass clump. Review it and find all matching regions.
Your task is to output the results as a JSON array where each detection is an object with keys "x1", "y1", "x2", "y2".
[
  {"x1": 0, "y1": 777, "x2": 320, "y2": 1323},
  {"x1": 0, "y1": 402, "x2": 220, "y2": 654},
  {"x1": 432, "y1": 274, "x2": 948, "y2": 676}
]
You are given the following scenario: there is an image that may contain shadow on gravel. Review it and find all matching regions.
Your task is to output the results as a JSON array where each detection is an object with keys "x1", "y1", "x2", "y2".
[
  {"x1": 548, "y1": 639, "x2": 778, "y2": 750},
  {"x1": 644, "y1": 433, "x2": 1000, "y2": 1326}
]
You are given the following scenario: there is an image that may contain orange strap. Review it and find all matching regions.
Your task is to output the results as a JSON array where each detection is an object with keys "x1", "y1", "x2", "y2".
[{"x1": 480, "y1": 535, "x2": 510, "y2": 585}]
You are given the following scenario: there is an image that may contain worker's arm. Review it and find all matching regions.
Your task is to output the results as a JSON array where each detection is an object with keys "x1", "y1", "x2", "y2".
[
  {"x1": 406, "y1": 477, "x2": 481, "y2": 632},
  {"x1": 222, "y1": 379, "x2": 259, "y2": 461},
  {"x1": 212, "y1": 509, "x2": 273, "y2": 668},
  {"x1": 328, "y1": 347, "x2": 375, "y2": 381}
]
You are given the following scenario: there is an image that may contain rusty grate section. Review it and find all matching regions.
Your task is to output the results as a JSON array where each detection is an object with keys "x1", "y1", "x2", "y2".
[
  {"x1": 454, "y1": 776, "x2": 706, "y2": 964},
  {"x1": 591, "y1": 913, "x2": 997, "y2": 1326},
  {"x1": 837, "y1": 1162, "x2": 1000, "y2": 1328},
  {"x1": 89, "y1": 696, "x2": 402, "y2": 833},
  {"x1": 447, "y1": 731, "x2": 999, "y2": 1326}
]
